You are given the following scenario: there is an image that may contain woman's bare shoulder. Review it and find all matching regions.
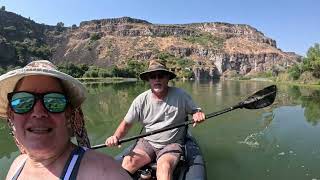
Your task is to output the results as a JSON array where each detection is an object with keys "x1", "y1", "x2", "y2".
[
  {"x1": 6, "y1": 154, "x2": 28, "y2": 180},
  {"x1": 78, "y1": 150, "x2": 131, "y2": 180}
]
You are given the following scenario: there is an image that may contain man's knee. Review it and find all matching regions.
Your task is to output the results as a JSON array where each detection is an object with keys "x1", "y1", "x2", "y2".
[
  {"x1": 157, "y1": 160, "x2": 172, "y2": 173},
  {"x1": 156, "y1": 157, "x2": 176, "y2": 180},
  {"x1": 122, "y1": 150, "x2": 152, "y2": 173},
  {"x1": 156, "y1": 154, "x2": 178, "y2": 174},
  {"x1": 122, "y1": 156, "x2": 137, "y2": 171}
]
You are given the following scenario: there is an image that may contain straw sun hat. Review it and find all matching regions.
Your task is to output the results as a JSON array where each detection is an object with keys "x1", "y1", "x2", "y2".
[
  {"x1": 0, "y1": 60, "x2": 86, "y2": 119},
  {"x1": 139, "y1": 60, "x2": 176, "y2": 81}
]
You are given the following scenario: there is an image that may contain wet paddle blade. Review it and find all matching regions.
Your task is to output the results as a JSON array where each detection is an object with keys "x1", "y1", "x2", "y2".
[{"x1": 240, "y1": 85, "x2": 277, "y2": 109}]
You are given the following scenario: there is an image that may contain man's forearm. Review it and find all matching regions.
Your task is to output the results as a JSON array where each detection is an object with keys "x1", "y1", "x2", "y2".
[{"x1": 113, "y1": 120, "x2": 132, "y2": 139}]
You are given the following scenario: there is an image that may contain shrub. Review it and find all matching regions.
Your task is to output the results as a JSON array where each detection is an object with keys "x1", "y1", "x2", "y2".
[
  {"x1": 125, "y1": 60, "x2": 147, "y2": 78},
  {"x1": 288, "y1": 64, "x2": 301, "y2": 80},
  {"x1": 255, "y1": 70, "x2": 273, "y2": 78},
  {"x1": 56, "y1": 22, "x2": 64, "y2": 32},
  {"x1": 71, "y1": 24, "x2": 77, "y2": 30},
  {"x1": 90, "y1": 33, "x2": 101, "y2": 41},
  {"x1": 157, "y1": 52, "x2": 174, "y2": 60},
  {"x1": 311, "y1": 60, "x2": 320, "y2": 78},
  {"x1": 301, "y1": 43, "x2": 320, "y2": 78},
  {"x1": 275, "y1": 73, "x2": 291, "y2": 82},
  {"x1": 98, "y1": 69, "x2": 111, "y2": 78},
  {"x1": 89, "y1": 70, "x2": 99, "y2": 78},
  {"x1": 83, "y1": 66, "x2": 115, "y2": 78},
  {"x1": 177, "y1": 58, "x2": 194, "y2": 68},
  {"x1": 57, "y1": 63, "x2": 86, "y2": 78},
  {"x1": 79, "y1": 64, "x2": 89, "y2": 72},
  {"x1": 177, "y1": 68, "x2": 193, "y2": 79},
  {"x1": 11, "y1": 39, "x2": 52, "y2": 64}
]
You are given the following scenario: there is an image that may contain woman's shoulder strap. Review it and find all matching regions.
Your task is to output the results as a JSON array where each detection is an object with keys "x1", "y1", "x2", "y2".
[
  {"x1": 60, "y1": 146, "x2": 88, "y2": 180},
  {"x1": 11, "y1": 156, "x2": 28, "y2": 180}
]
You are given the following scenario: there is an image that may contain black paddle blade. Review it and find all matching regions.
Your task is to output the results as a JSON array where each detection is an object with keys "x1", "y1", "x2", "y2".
[{"x1": 239, "y1": 85, "x2": 277, "y2": 109}]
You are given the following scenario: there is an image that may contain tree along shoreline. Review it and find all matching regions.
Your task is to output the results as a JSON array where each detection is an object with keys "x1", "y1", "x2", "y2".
[{"x1": 226, "y1": 43, "x2": 320, "y2": 88}]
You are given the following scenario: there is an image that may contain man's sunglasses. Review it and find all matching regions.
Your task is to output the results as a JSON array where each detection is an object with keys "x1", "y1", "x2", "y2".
[
  {"x1": 149, "y1": 73, "x2": 166, "y2": 80},
  {"x1": 7, "y1": 91, "x2": 68, "y2": 114}
]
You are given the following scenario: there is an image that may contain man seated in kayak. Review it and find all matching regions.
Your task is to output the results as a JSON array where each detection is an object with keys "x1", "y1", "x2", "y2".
[
  {"x1": 2, "y1": 60, "x2": 131, "y2": 180},
  {"x1": 105, "y1": 60, "x2": 205, "y2": 180}
]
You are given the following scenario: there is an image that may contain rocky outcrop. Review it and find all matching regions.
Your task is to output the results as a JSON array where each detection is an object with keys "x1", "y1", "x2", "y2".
[
  {"x1": 0, "y1": 10, "x2": 301, "y2": 79},
  {"x1": 165, "y1": 44, "x2": 300, "y2": 79},
  {"x1": 78, "y1": 24, "x2": 196, "y2": 37},
  {"x1": 188, "y1": 22, "x2": 276, "y2": 47},
  {"x1": 79, "y1": 17, "x2": 151, "y2": 27}
]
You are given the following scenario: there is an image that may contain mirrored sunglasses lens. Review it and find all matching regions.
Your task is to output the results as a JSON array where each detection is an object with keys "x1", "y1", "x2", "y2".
[
  {"x1": 43, "y1": 93, "x2": 67, "y2": 112},
  {"x1": 11, "y1": 92, "x2": 35, "y2": 113}
]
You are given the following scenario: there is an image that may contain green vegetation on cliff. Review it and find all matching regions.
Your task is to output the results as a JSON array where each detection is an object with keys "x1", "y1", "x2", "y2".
[
  {"x1": 0, "y1": 9, "x2": 55, "y2": 67},
  {"x1": 13, "y1": 39, "x2": 52, "y2": 63},
  {"x1": 157, "y1": 52, "x2": 194, "y2": 79},
  {"x1": 183, "y1": 33, "x2": 224, "y2": 49}
]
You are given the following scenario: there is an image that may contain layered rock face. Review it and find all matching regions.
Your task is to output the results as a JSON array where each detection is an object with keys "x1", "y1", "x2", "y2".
[
  {"x1": 0, "y1": 11, "x2": 301, "y2": 79},
  {"x1": 51, "y1": 17, "x2": 300, "y2": 79}
]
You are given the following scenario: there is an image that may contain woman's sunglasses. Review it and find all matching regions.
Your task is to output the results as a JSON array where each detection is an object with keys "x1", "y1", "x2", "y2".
[{"x1": 7, "y1": 91, "x2": 68, "y2": 114}]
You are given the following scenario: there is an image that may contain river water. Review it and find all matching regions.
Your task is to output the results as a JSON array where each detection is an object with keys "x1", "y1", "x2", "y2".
[{"x1": 1, "y1": 80, "x2": 320, "y2": 180}]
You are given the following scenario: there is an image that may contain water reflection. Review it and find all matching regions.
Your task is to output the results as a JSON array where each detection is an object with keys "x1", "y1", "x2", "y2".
[
  {"x1": 1, "y1": 81, "x2": 320, "y2": 180},
  {"x1": 0, "y1": 126, "x2": 17, "y2": 157},
  {"x1": 276, "y1": 85, "x2": 320, "y2": 125},
  {"x1": 301, "y1": 90, "x2": 320, "y2": 125}
]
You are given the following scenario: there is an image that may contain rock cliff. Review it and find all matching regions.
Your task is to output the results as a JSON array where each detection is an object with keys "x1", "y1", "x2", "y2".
[{"x1": 0, "y1": 11, "x2": 301, "y2": 79}]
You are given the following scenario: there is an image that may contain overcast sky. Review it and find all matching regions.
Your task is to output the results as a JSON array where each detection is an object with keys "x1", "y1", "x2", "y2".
[{"x1": 1, "y1": 0, "x2": 319, "y2": 56}]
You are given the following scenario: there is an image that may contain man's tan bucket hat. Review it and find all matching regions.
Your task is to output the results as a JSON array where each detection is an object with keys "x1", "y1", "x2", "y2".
[{"x1": 139, "y1": 60, "x2": 176, "y2": 81}]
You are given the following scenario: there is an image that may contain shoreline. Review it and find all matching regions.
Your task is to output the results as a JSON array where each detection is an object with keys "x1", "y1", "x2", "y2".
[
  {"x1": 233, "y1": 77, "x2": 320, "y2": 88},
  {"x1": 77, "y1": 77, "x2": 137, "y2": 84}
]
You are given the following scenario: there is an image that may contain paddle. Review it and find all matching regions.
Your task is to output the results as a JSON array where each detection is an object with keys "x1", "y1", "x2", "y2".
[{"x1": 91, "y1": 85, "x2": 277, "y2": 150}]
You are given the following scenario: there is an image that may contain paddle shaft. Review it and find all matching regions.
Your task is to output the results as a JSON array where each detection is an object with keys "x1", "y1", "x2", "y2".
[
  {"x1": 91, "y1": 105, "x2": 241, "y2": 149},
  {"x1": 91, "y1": 85, "x2": 277, "y2": 150}
]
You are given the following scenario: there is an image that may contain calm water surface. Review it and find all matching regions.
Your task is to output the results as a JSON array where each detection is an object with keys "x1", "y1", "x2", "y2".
[{"x1": 1, "y1": 80, "x2": 320, "y2": 180}]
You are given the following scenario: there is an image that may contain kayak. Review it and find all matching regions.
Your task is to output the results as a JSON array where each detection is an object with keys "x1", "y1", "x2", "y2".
[{"x1": 115, "y1": 133, "x2": 207, "y2": 180}]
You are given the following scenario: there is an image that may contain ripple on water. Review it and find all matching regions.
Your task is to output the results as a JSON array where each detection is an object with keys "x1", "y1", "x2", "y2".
[{"x1": 238, "y1": 132, "x2": 264, "y2": 148}]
